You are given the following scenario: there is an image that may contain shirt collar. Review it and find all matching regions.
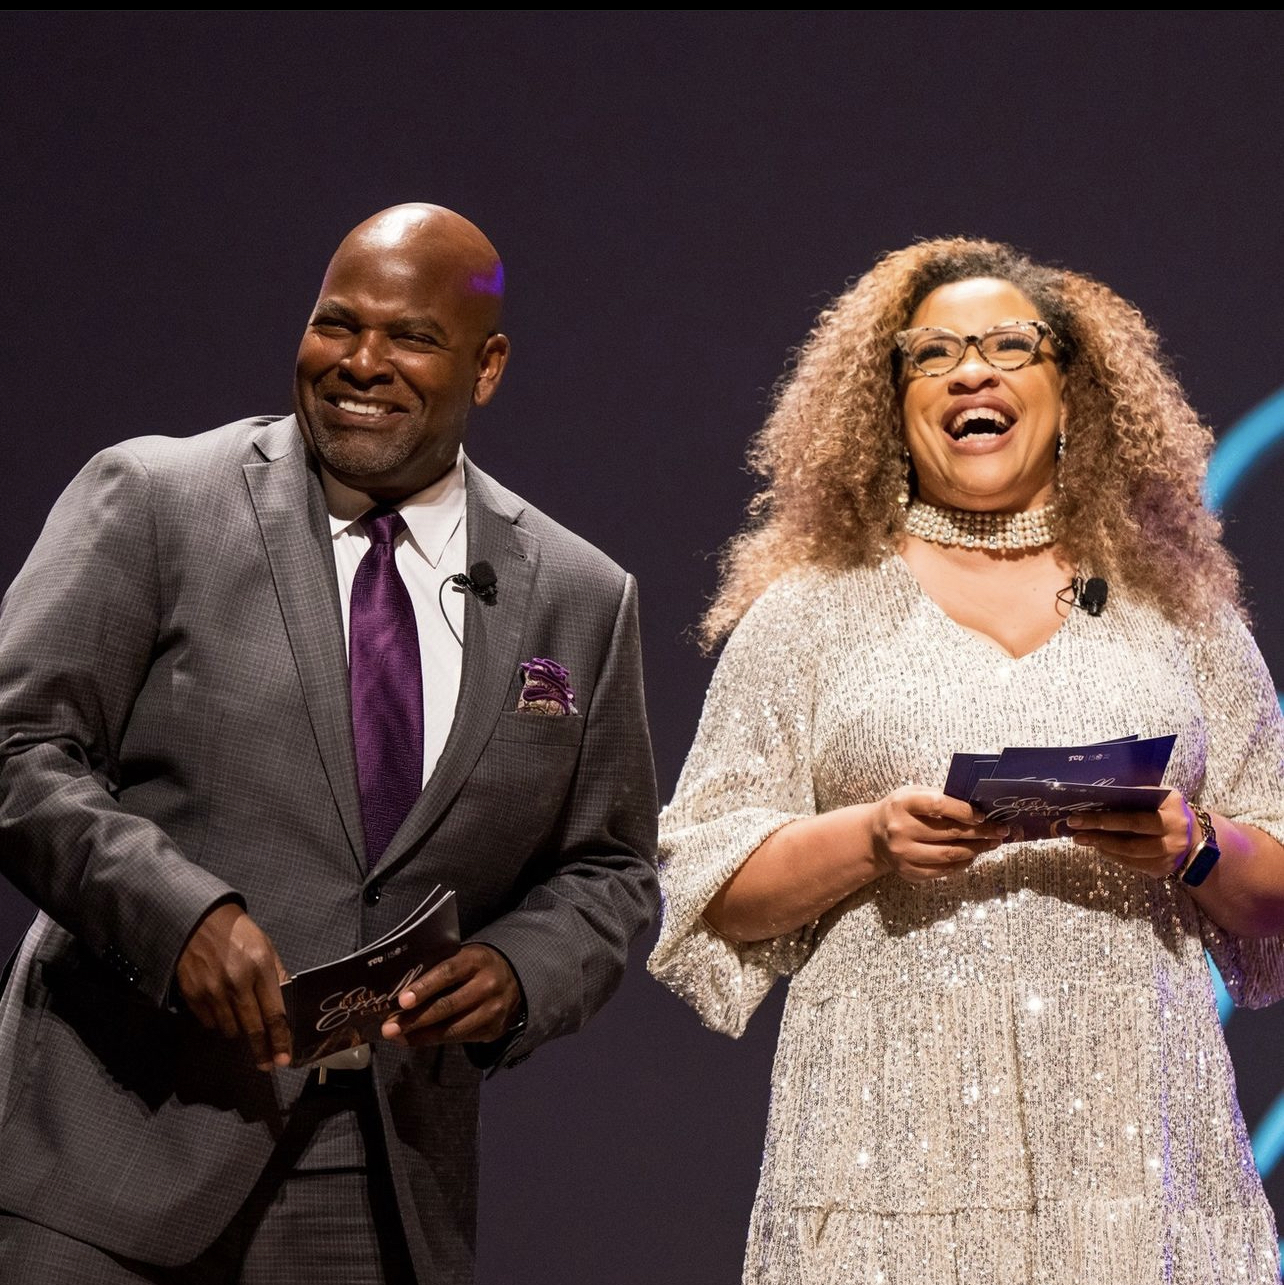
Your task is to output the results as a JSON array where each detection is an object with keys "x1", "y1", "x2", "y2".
[{"x1": 323, "y1": 450, "x2": 467, "y2": 569}]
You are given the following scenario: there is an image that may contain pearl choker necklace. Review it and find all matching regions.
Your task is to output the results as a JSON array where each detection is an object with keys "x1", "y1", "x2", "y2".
[{"x1": 904, "y1": 500, "x2": 1056, "y2": 550}]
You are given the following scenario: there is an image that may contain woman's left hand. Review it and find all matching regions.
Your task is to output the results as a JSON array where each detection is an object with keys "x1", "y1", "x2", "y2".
[{"x1": 1064, "y1": 790, "x2": 1194, "y2": 879}]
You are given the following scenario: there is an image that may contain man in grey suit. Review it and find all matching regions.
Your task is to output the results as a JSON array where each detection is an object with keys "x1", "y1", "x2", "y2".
[{"x1": 0, "y1": 203, "x2": 659, "y2": 1282}]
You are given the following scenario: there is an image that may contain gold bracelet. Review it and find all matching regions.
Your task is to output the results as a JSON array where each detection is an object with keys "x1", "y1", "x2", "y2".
[{"x1": 1173, "y1": 801, "x2": 1209, "y2": 879}]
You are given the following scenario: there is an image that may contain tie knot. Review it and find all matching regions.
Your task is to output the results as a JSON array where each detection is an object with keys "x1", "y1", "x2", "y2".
[{"x1": 361, "y1": 507, "x2": 407, "y2": 546}]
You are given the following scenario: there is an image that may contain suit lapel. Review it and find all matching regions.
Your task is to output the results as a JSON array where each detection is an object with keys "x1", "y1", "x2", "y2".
[
  {"x1": 243, "y1": 416, "x2": 367, "y2": 871},
  {"x1": 374, "y1": 461, "x2": 536, "y2": 875}
]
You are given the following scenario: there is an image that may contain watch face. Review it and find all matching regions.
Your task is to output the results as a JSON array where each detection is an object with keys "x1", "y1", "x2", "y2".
[{"x1": 1181, "y1": 838, "x2": 1221, "y2": 886}]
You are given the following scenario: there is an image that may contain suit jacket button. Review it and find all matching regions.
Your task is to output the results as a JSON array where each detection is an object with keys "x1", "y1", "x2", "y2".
[{"x1": 363, "y1": 883, "x2": 381, "y2": 906}]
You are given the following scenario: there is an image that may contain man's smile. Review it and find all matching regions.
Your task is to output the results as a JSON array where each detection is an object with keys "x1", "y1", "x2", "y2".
[
  {"x1": 332, "y1": 396, "x2": 402, "y2": 418},
  {"x1": 317, "y1": 390, "x2": 412, "y2": 429}
]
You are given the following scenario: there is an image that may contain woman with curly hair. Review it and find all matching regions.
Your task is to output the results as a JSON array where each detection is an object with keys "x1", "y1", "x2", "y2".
[{"x1": 649, "y1": 238, "x2": 1284, "y2": 1283}]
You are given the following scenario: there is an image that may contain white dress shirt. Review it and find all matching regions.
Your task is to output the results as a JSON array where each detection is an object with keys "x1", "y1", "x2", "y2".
[
  {"x1": 323, "y1": 454, "x2": 468, "y2": 787},
  {"x1": 315, "y1": 456, "x2": 468, "y2": 1074}
]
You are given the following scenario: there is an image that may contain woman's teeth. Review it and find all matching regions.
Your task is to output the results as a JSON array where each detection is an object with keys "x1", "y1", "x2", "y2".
[{"x1": 947, "y1": 408, "x2": 1014, "y2": 438}]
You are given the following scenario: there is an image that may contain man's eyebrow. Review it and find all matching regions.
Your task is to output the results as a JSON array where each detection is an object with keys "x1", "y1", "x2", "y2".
[
  {"x1": 392, "y1": 315, "x2": 448, "y2": 337},
  {"x1": 309, "y1": 300, "x2": 359, "y2": 322}
]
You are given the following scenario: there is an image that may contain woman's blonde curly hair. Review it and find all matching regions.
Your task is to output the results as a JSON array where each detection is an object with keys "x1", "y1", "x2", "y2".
[{"x1": 701, "y1": 236, "x2": 1239, "y2": 649}]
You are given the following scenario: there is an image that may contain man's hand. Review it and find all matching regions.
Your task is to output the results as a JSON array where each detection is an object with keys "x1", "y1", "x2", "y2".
[
  {"x1": 379, "y1": 943, "x2": 521, "y2": 1047},
  {"x1": 175, "y1": 902, "x2": 292, "y2": 1071}
]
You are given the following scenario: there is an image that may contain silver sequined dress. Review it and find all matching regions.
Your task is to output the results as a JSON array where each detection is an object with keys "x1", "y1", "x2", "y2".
[{"x1": 649, "y1": 557, "x2": 1284, "y2": 1284}]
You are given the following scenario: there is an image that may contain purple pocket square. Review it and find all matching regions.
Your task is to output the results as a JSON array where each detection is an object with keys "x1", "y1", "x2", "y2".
[{"x1": 516, "y1": 658, "x2": 577, "y2": 716}]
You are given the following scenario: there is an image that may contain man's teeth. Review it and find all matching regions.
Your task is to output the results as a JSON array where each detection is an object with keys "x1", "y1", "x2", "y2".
[
  {"x1": 336, "y1": 398, "x2": 396, "y2": 417},
  {"x1": 947, "y1": 407, "x2": 1014, "y2": 437}
]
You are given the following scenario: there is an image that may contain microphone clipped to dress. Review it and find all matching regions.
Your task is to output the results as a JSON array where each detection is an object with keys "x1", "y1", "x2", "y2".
[{"x1": 1075, "y1": 576, "x2": 1108, "y2": 616}]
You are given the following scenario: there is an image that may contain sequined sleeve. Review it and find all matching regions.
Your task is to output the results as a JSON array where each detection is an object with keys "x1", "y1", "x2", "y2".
[
  {"x1": 1192, "y1": 604, "x2": 1284, "y2": 1007},
  {"x1": 648, "y1": 576, "x2": 820, "y2": 1036}
]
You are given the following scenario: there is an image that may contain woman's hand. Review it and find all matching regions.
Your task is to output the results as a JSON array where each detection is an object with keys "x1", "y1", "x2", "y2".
[
  {"x1": 1064, "y1": 790, "x2": 1194, "y2": 878},
  {"x1": 701, "y1": 788, "x2": 1006, "y2": 942},
  {"x1": 867, "y1": 787, "x2": 1007, "y2": 883}
]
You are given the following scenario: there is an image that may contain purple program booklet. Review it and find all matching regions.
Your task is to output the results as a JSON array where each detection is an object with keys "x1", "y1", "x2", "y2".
[
  {"x1": 943, "y1": 734, "x2": 1175, "y2": 841},
  {"x1": 280, "y1": 885, "x2": 460, "y2": 1066},
  {"x1": 990, "y1": 734, "x2": 1174, "y2": 787},
  {"x1": 969, "y1": 777, "x2": 1171, "y2": 842}
]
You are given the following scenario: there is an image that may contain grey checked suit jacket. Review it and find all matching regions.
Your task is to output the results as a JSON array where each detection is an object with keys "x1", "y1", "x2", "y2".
[{"x1": 0, "y1": 415, "x2": 659, "y2": 1281}]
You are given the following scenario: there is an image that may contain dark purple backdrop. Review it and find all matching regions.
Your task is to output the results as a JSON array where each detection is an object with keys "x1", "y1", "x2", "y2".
[{"x1": 6, "y1": 11, "x2": 1284, "y2": 1282}]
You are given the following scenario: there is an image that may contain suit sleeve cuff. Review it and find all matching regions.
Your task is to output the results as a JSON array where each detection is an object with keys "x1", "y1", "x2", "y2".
[{"x1": 155, "y1": 888, "x2": 247, "y2": 1011}]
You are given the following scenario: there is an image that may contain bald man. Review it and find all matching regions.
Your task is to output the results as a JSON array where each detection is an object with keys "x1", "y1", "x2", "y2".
[{"x1": 0, "y1": 204, "x2": 659, "y2": 1283}]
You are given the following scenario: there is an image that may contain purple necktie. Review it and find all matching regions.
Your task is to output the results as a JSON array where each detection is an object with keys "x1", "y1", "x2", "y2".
[{"x1": 349, "y1": 507, "x2": 423, "y2": 868}]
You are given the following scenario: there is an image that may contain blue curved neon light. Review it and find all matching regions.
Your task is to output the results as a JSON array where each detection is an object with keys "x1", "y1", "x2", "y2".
[
  {"x1": 1208, "y1": 955, "x2": 1234, "y2": 1024},
  {"x1": 1206, "y1": 387, "x2": 1284, "y2": 1195},
  {"x1": 1205, "y1": 386, "x2": 1284, "y2": 512},
  {"x1": 1251, "y1": 1091, "x2": 1284, "y2": 1183}
]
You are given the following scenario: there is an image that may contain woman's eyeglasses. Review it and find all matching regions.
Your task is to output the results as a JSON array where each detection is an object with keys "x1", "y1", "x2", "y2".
[{"x1": 895, "y1": 320, "x2": 1059, "y2": 377}]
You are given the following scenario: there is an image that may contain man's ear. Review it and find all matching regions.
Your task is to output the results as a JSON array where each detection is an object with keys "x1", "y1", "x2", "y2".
[{"x1": 473, "y1": 333, "x2": 510, "y2": 407}]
